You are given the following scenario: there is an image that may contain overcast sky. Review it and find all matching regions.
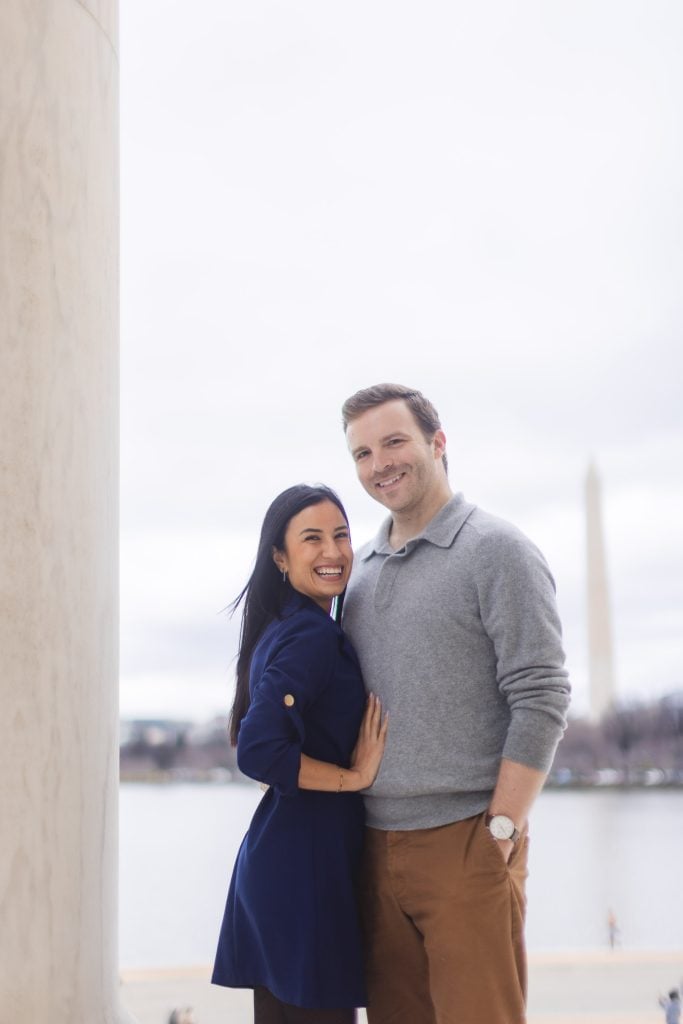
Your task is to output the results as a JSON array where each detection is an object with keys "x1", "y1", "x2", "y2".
[{"x1": 120, "y1": 1, "x2": 683, "y2": 723}]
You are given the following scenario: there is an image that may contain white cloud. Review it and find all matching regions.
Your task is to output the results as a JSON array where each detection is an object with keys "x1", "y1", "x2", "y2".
[{"x1": 120, "y1": 1, "x2": 683, "y2": 719}]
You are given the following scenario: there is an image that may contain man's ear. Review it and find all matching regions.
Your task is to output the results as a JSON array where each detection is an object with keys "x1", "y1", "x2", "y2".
[{"x1": 432, "y1": 429, "x2": 447, "y2": 461}]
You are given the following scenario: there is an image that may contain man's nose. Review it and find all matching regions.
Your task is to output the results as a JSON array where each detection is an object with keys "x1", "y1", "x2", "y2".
[{"x1": 372, "y1": 451, "x2": 393, "y2": 475}]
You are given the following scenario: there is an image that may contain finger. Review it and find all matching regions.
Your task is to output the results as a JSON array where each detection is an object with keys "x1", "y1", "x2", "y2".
[
  {"x1": 361, "y1": 694, "x2": 374, "y2": 725},
  {"x1": 365, "y1": 694, "x2": 379, "y2": 729},
  {"x1": 368, "y1": 695, "x2": 382, "y2": 734}
]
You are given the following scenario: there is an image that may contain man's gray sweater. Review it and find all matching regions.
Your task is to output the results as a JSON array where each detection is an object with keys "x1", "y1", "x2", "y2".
[{"x1": 343, "y1": 493, "x2": 571, "y2": 830}]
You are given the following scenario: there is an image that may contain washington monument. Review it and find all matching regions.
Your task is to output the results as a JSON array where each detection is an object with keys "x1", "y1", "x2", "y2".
[{"x1": 585, "y1": 462, "x2": 616, "y2": 720}]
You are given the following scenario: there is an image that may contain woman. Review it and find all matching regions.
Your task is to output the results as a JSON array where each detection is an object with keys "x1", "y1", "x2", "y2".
[{"x1": 212, "y1": 484, "x2": 388, "y2": 1024}]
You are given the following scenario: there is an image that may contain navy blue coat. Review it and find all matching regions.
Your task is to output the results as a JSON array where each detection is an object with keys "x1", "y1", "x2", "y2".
[{"x1": 212, "y1": 592, "x2": 367, "y2": 1009}]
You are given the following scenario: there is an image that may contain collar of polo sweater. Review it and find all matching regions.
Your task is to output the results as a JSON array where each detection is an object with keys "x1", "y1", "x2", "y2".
[{"x1": 361, "y1": 492, "x2": 476, "y2": 560}]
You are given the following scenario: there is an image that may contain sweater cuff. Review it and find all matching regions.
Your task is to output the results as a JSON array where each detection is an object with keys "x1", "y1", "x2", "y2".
[{"x1": 502, "y1": 708, "x2": 567, "y2": 774}]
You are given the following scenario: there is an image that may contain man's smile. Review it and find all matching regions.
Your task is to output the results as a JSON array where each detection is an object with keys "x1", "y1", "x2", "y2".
[{"x1": 376, "y1": 472, "x2": 405, "y2": 490}]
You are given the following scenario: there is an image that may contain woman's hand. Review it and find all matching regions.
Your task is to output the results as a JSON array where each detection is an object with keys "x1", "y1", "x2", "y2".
[
  {"x1": 297, "y1": 695, "x2": 388, "y2": 793},
  {"x1": 349, "y1": 694, "x2": 388, "y2": 790}
]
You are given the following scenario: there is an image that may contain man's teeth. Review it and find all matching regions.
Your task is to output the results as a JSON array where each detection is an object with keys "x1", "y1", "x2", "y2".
[{"x1": 378, "y1": 474, "x2": 402, "y2": 488}]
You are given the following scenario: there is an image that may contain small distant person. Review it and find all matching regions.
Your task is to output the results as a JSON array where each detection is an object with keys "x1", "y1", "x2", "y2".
[
  {"x1": 212, "y1": 484, "x2": 388, "y2": 1023},
  {"x1": 659, "y1": 989, "x2": 681, "y2": 1024},
  {"x1": 341, "y1": 383, "x2": 571, "y2": 1024},
  {"x1": 607, "y1": 908, "x2": 619, "y2": 949},
  {"x1": 168, "y1": 1009, "x2": 196, "y2": 1024}
]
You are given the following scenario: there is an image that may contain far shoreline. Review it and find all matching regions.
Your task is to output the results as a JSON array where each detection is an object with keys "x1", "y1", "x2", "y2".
[{"x1": 119, "y1": 770, "x2": 683, "y2": 791}]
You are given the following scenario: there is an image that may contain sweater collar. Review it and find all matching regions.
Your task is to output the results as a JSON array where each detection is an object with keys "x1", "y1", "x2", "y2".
[{"x1": 361, "y1": 492, "x2": 476, "y2": 560}]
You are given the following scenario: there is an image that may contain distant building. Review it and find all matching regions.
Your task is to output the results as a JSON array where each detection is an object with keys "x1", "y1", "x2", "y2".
[
  {"x1": 120, "y1": 718, "x2": 192, "y2": 747},
  {"x1": 120, "y1": 716, "x2": 237, "y2": 778}
]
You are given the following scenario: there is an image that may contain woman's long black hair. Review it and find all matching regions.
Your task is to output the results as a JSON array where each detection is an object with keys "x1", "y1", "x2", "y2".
[{"x1": 228, "y1": 484, "x2": 350, "y2": 745}]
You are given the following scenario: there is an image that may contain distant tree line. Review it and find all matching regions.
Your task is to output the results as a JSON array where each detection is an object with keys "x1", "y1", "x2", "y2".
[
  {"x1": 120, "y1": 692, "x2": 683, "y2": 786},
  {"x1": 550, "y1": 693, "x2": 683, "y2": 785},
  {"x1": 120, "y1": 717, "x2": 238, "y2": 780}
]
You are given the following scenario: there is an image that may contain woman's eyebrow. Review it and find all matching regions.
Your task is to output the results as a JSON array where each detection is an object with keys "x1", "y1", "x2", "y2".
[{"x1": 298, "y1": 524, "x2": 348, "y2": 536}]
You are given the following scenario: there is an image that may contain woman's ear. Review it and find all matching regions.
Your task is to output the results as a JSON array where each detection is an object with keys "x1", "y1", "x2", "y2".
[{"x1": 272, "y1": 547, "x2": 287, "y2": 574}]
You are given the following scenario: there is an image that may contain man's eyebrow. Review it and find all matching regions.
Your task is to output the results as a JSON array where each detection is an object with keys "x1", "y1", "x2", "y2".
[
  {"x1": 378, "y1": 431, "x2": 410, "y2": 445},
  {"x1": 350, "y1": 432, "x2": 408, "y2": 456}
]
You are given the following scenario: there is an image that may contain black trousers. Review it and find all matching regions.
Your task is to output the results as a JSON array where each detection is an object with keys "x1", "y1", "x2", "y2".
[{"x1": 253, "y1": 986, "x2": 356, "y2": 1024}]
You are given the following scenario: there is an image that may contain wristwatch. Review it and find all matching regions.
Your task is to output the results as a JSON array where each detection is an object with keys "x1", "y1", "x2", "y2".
[{"x1": 485, "y1": 813, "x2": 520, "y2": 844}]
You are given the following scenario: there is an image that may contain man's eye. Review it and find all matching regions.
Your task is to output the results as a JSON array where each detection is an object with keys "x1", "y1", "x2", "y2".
[
  {"x1": 387, "y1": 438, "x2": 402, "y2": 446},
  {"x1": 355, "y1": 451, "x2": 369, "y2": 461}
]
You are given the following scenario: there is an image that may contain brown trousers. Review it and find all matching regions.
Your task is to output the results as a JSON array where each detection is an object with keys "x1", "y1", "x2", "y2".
[
  {"x1": 360, "y1": 813, "x2": 529, "y2": 1024},
  {"x1": 253, "y1": 987, "x2": 356, "y2": 1024}
]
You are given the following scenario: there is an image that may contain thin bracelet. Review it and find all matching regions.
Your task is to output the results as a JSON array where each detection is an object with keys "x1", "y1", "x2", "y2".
[{"x1": 337, "y1": 767, "x2": 344, "y2": 793}]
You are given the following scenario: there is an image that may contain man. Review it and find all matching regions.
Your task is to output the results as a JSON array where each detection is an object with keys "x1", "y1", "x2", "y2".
[{"x1": 341, "y1": 383, "x2": 571, "y2": 1024}]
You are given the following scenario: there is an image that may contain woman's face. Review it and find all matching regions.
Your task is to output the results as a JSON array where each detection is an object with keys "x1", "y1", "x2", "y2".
[{"x1": 273, "y1": 499, "x2": 353, "y2": 611}]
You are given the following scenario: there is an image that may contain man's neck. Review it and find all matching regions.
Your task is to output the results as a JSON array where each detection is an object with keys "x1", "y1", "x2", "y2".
[{"x1": 387, "y1": 483, "x2": 454, "y2": 550}]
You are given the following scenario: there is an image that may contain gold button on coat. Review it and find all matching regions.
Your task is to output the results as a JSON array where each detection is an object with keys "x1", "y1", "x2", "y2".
[{"x1": 283, "y1": 694, "x2": 295, "y2": 707}]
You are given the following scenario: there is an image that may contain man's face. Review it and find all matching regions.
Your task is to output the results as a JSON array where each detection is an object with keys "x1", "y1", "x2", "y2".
[{"x1": 345, "y1": 399, "x2": 446, "y2": 513}]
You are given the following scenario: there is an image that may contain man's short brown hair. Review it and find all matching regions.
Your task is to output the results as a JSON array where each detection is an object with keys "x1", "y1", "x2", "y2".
[{"x1": 341, "y1": 383, "x2": 448, "y2": 472}]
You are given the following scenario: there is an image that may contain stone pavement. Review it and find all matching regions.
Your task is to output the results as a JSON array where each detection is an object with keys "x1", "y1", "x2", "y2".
[{"x1": 121, "y1": 950, "x2": 683, "y2": 1024}]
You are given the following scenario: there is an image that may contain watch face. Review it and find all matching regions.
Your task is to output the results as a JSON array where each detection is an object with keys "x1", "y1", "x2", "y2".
[{"x1": 489, "y1": 815, "x2": 515, "y2": 840}]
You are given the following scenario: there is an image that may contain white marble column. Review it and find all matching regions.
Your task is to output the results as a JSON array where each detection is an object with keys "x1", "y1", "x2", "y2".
[{"x1": 0, "y1": 2, "x2": 133, "y2": 1021}]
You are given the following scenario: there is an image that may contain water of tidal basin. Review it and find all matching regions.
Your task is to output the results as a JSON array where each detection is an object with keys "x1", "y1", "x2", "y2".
[{"x1": 119, "y1": 784, "x2": 683, "y2": 968}]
